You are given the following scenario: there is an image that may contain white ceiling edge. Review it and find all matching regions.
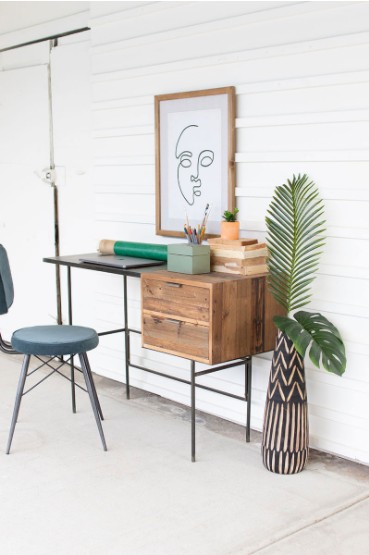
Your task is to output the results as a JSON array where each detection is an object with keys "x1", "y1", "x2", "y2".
[
  {"x1": 0, "y1": 1, "x2": 89, "y2": 34},
  {"x1": 0, "y1": 1, "x2": 89, "y2": 50}
]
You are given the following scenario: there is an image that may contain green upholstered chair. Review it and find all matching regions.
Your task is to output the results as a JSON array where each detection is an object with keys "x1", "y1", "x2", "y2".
[{"x1": 0, "y1": 244, "x2": 107, "y2": 453}]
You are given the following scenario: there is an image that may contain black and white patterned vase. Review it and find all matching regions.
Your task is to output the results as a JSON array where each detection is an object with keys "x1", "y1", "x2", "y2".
[{"x1": 261, "y1": 332, "x2": 309, "y2": 474}]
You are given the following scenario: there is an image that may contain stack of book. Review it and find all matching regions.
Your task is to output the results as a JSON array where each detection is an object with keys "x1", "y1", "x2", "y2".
[{"x1": 208, "y1": 238, "x2": 268, "y2": 275}]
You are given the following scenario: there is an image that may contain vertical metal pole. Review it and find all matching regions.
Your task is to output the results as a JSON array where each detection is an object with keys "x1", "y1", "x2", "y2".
[
  {"x1": 123, "y1": 275, "x2": 130, "y2": 399},
  {"x1": 67, "y1": 267, "x2": 73, "y2": 324},
  {"x1": 48, "y1": 39, "x2": 62, "y2": 326},
  {"x1": 191, "y1": 360, "x2": 196, "y2": 462},
  {"x1": 245, "y1": 357, "x2": 252, "y2": 443},
  {"x1": 67, "y1": 267, "x2": 76, "y2": 414},
  {"x1": 53, "y1": 186, "x2": 62, "y2": 323}
]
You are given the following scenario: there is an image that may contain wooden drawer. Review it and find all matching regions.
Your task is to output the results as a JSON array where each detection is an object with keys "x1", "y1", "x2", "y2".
[
  {"x1": 141, "y1": 277, "x2": 210, "y2": 323},
  {"x1": 141, "y1": 270, "x2": 284, "y2": 364},
  {"x1": 142, "y1": 313, "x2": 209, "y2": 361}
]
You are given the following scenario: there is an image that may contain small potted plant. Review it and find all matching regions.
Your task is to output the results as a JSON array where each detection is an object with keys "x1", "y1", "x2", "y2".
[{"x1": 221, "y1": 208, "x2": 239, "y2": 240}]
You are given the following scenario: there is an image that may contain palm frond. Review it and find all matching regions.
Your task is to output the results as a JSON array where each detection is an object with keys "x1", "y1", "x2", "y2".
[{"x1": 266, "y1": 174, "x2": 326, "y2": 312}]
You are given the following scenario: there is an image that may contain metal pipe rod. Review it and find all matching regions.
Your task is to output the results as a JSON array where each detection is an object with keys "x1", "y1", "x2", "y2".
[
  {"x1": 194, "y1": 357, "x2": 250, "y2": 377},
  {"x1": 98, "y1": 328, "x2": 125, "y2": 337},
  {"x1": 246, "y1": 358, "x2": 252, "y2": 443},
  {"x1": 66, "y1": 266, "x2": 76, "y2": 412},
  {"x1": 48, "y1": 39, "x2": 62, "y2": 327},
  {"x1": 123, "y1": 276, "x2": 130, "y2": 399},
  {"x1": 128, "y1": 363, "x2": 246, "y2": 401},
  {"x1": 129, "y1": 363, "x2": 191, "y2": 386},
  {"x1": 0, "y1": 27, "x2": 90, "y2": 53},
  {"x1": 191, "y1": 360, "x2": 196, "y2": 462}
]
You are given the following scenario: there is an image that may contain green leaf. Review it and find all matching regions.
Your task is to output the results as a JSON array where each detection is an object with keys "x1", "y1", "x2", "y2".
[
  {"x1": 274, "y1": 312, "x2": 346, "y2": 376},
  {"x1": 222, "y1": 208, "x2": 239, "y2": 222},
  {"x1": 265, "y1": 174, "x2": 347, "y2": 378},
  {"x1": 265, "y1": 174, "x2": 326, "y2": 312}
]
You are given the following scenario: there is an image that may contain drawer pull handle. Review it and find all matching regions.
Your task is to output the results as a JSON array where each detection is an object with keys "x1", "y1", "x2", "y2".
[
  {"x1": 166, "y1": 318, "x2": 181, "y2": 325},
  {"x1": 166, "y1": 282, "x2": 182, "y2": 288}
]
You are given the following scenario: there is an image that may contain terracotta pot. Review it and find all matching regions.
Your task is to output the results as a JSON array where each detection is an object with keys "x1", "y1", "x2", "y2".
[
  {"x1": 261, "y1": 332, "x2": 309, "y2": 474},
  {"x1": 220, "y1": 221, "x2": 239, "y2": 240}
]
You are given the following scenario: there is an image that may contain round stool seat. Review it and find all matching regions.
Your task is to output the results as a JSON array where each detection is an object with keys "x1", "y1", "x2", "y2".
[{"x1": 11, "y1": 325, "x2": 99, "y2": 356}]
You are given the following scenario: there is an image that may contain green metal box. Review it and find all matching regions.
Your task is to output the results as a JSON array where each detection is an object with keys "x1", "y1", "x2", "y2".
[{"x1": 167, "y1": 244, "x2": 210, "y2": 274}]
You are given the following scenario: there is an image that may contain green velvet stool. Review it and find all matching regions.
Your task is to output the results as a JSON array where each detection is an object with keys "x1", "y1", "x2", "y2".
[{"x1": 0, "y1": 244, "x2": 107, "y2": 453}]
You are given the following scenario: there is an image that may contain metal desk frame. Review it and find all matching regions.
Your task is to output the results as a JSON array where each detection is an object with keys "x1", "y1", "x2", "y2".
[{"x1": 44, "y1": 254, "x2": 252, "y2": 461}]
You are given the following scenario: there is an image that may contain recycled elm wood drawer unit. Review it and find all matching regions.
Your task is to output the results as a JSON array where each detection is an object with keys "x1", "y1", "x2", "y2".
[
  {"x1": 141, "y1": 270, "x2": 283, "y2": 461},
  {"x1": 141, "y1": 270, "x2": 281, "y2": 365}
]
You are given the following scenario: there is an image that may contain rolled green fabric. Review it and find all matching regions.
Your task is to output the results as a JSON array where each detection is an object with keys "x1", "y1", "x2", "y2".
[{"x1": 113, "y1": 241, "x2": 168, "y2": 261}]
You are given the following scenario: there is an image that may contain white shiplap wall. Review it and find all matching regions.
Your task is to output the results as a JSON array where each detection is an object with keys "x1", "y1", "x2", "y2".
[
  {"x1": 0, "y1": 1, "x2": 368, "y2": 465},
  {"x1": 89, "y1": 0, "x2": 369, "y2": 465}
]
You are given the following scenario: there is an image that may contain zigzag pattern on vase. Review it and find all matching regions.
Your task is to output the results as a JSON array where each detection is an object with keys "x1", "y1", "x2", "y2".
[
  {"x1": 261, "y1": 332, "x2": 309, "y2": 474},
  {"x1": 261, "y1": 401, "x2": 309, "y2": 474},
  {"x1": 268, "y1": 334, "x2": 306, "y2": 403}
]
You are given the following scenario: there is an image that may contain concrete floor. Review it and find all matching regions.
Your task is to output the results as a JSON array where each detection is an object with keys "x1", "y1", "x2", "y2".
[{"x1": 0, "y1": 352, "x2": 368, "y2": 555}]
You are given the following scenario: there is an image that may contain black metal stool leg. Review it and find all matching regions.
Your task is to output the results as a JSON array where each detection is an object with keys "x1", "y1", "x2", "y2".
[
  {"x1": 80, "y1": 352, "x2": 104, "y2": 420},
  {"x1": 6, "y1": 354, "x2": 31, "y2": 454},
  {"x1": 78, "y1": 353, "x2": 107, "y2": 451}
]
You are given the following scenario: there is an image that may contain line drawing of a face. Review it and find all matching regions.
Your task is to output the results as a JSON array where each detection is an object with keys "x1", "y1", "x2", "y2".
[{"x1": 175, "y1": 124, "x2": 215, "y2": 206}]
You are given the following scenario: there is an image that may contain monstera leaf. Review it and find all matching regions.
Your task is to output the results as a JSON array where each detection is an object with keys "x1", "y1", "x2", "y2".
[{"x1": 274, "y1": 311, "x2": 346, "y2": 376}]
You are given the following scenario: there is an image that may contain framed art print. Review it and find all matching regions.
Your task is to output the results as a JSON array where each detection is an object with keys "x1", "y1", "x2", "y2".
[{"x1": 155, "y1": 86, "x2": 236, "y2": 237}]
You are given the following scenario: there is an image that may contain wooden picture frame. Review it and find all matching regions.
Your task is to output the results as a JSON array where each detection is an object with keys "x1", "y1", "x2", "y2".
[{"x1": 155, "y1": 86, "x2": 236, "y2": 238}]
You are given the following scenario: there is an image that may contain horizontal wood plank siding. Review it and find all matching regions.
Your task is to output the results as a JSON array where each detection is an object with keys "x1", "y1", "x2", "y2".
[{"x1": 89, "y1": 1, "x2": 369, "y2": 464}]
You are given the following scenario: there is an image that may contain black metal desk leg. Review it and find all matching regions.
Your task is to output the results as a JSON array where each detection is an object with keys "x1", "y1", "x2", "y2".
[
  {"x1": 123, "y1": 275, "x2": 130, "y2": 400},
  {"x1": 191, "y1": 360, "x2": 196, "y2": 462},
  {"x1": 67, "y1": 267, "x2": 76, "y2": 414},
  {"x1": 245, "y1": 357, "x2": 252, "y2": 442}
]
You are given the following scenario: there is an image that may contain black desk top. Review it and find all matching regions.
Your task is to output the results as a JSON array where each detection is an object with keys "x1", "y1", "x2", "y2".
[{"x1": 43, "y1": 253, "x2": 167, "y2": 278}]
